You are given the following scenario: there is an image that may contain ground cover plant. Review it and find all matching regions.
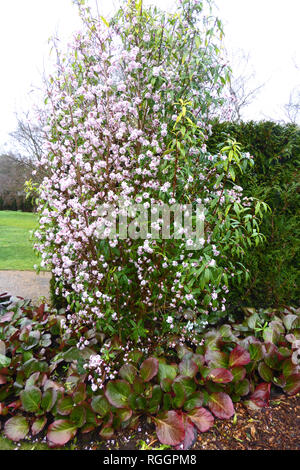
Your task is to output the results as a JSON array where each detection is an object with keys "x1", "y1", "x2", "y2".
[
  {"x1": 0, "y1": 211, "x2": 39, "y2": 271},
  {"x1": 0, "y1": 296, "x2": 299, "y2": 449}
]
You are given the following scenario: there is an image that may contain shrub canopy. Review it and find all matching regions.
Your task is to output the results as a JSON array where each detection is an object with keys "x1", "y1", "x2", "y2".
[{"x1": 35, "y1": 0, "x2": 267, "y2": 344}]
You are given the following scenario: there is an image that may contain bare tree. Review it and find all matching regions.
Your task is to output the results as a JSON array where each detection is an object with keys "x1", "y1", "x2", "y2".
[
  {"x1": 9, "y1": 112, "x2": 44, "y2": 168},
  {"x1": 226, "y1": 49, "x2": 265, "y2": 122},
  {"x1": 283, "y1": 63, "x2": 300, "y2": 124}
]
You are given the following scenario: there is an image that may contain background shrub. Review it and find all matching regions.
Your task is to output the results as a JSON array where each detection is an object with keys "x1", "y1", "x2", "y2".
[{"x1": 207, "y1": 120, "x2": 300, "y2": 309}]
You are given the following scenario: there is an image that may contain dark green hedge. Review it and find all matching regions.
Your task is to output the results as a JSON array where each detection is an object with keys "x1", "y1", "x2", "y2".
[{"x1": 207, "y1": 120, "x2": 300, "y2": 309}]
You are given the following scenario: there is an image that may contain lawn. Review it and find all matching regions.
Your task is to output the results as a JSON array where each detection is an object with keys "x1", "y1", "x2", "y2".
[{"x1": 0, "y1": 210, "x2": 40, "y2": 270}]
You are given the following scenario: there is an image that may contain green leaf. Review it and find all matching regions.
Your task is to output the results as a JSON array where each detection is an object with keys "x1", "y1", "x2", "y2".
[
  {"x1": 4, "y1": 416, "x2": 29, "y2": 442},
  {"x1": 119, "y1": 364, "x2": 137, "y2": 384},
  {"x1": 0, "y1": 353, "x2": 11, "y2": 368},
  {"x1": 70, "y1": 405, "x2": 86, "y2": 428},
  {"x1": 179, "y1": 357, "x2": 198, "y2": 378},
  {"x1": 172, "y1": 382, "x2": 185, "y2": 408},
  {"x1": 258, "y1": 362, "x2": 274, "y2": 382},
  {"x1": 183, "y1": 392, "x2": 204, "y2": 411},
  {"x1": 105, "y1": 380, "x2": 131, "y2": 408},
  {"x1": 57, "y1": 396, "x2": 74, "y2": 415},
  {"x1": 91, "y1": 395, "x2": 110, "y2": 417},
  {"x1": 20, "y1": 386, "x2": 42, "y2": 413},
  {"x1": 158, "y1": 361, "x2": 178, "y2": 383},
  {"x1": 31, "y1": 416, "x2": 47, "y2": 436}
]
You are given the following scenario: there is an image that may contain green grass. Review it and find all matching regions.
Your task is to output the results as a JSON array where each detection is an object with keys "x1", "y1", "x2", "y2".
[
  {"x1": 0, "y1": 211, "x2": 40, "y2": 270},
  {"x1": 0, "y1": 434, "x2": 51, "y2": 450}
]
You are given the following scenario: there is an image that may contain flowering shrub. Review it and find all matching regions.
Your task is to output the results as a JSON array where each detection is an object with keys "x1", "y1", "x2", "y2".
[{"x1": 34, "y1": 0, "x2": 268, "y2": 346}]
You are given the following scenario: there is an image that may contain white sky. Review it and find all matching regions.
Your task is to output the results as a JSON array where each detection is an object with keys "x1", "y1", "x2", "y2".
[{"x1": 0, "y1": 0, "x2": 299, "y2": 152}]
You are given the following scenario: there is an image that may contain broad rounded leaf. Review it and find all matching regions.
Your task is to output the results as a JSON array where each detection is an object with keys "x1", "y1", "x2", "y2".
[
  {"x1": 208, "y1": 392, "x2": 235, "y2": 419},
  {"x1": 0, "y1": 374, "x2": 7, "y2": 384},
  {"x1": 172, "y1": 382, "x2": 186, "y2": 408},
  {"x1": 31, "y1": 417, "x2": 47, "y2": 436},
  {"x1": 235, "y1": 378, "x2": 250, "y2": 397},
  {"x1": 105, "y1": 380, "x2": 131, "y2": 408},
  {"x1": 208, "y1": 368, "x2": 234, "y2": 383},
  {"x1": 174, "y1": 376, "x2": 197, "y2": 396},
  {"x1": 119, "y1": 364, "x2": 137, "y2": 384},
  {"x1": 0, "y1": 340, "x2": 6, "y2": 355},
  {"x1": 70, "y1": 405, "x2": 86, "y2": 428},
  {"x1": 155, "y1": 411, "x2": 185, "y2": 446},
  {"x1": 4, "y1": 416, "x2": 29, "y2": 442},
  {"x1": 99, "y1": 424, "x2": 114, "y2": 440},
  {"x1": 204, "y1": 349, "x2": 228, "y2": 368},
  {"x1": 20, "y1": 386, "x2": 42, "y2": 413},
  {"x1": 73, "y1": 383, "x2": 86, "y2": 404},
  {"x1": 248, "y1": 342, "x2": 264, "y2": 362},
  {"x1": 57, "y1": 396, "x2": 74, "y2": 415},
  {"x1": 231, "y1": 366, "x2": 246, "y2": 382},
  {"x1": 47, "y1": 419, "x2": 77, "y2": 447},
  {"x1": 282, "y1": 358, "x2": 299, "y2": 378},
  {"x1": 116, "y1": 408, "x2": 132, "y2": 423},
  {"x1": 284, "y1": 373, "x2": 300, "y2": 396},
  {"x1": 183, "y1": 392, "x2": 204, "y2": 412},
  {"x1": 41, "y1": 388, "x2": 57, "y2": 412},
  {"x1": 140, "y1": 357, "x2": 159, "y2": 382},
  {"x1": 0, "y1": 354, "x2": 11, "y2": 369},
  {"x1": 179, "y1": 358, "x2": 198, "y2": 378},
  {"x1": 258, "y1": 362, "x2": 274, "y2": 382},
  {"x1": 158, "y1": 361, "x2": 178, "y2": 383},
  {"x1": 91, "y1": 395, "x2": 110, "y2": 417},
  {"x1": 175, "y1": 415, "x2": 197, "y2": 450},
  {"x1": 249, "y1": 383, "x2": 271, "y2": 408},
  {"x1": 188, "y1": 407, "x2": 214, "y2": 432},
  {"x1": 229, "y1": 345, "x2": 250, "y2": 367}
]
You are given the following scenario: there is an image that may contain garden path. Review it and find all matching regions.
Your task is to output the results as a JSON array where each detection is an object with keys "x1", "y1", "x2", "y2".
[{"x1": 0, "y1": 270, "x2": 51, "y2": 303}]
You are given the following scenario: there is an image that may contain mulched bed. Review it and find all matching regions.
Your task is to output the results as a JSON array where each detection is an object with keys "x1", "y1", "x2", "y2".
[{"x1": 75, "y1": 392, "x2": 299, "y2": 451}]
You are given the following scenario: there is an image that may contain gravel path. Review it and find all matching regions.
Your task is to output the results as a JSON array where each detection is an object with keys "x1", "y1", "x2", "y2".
[{"x1": 0, "y1": 270, "x2": 51, "y2": 303}]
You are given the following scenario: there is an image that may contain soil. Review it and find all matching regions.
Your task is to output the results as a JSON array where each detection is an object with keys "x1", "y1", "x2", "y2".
[
  {"x1": 74, "y1": 392, "x2": 300, "y2": 451},
  {"x1": 0, "y1": 270, "x2": 51, "y2": 304}
]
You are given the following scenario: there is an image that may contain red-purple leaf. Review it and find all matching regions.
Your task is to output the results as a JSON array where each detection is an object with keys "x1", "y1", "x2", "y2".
[
  {"x1": 249, "y1": 382, "x2": 271, "y2": 408},
  {"x1": 0, "y1": 374, "x2": 7, "y2": 384},
  {"x1": 155, "y1": 410, "x2": 185, "y2": 446},
  {"x1": 208, "y1": 368, "x2": 234, "y2": 383},
  {"x1": 0, "y1": 311, "x2": 14, "y2": 323},
  {"x1": 229, "y1": 345, "x2": 250, "y2": 367},
  {"x1": 175, "y1": 415, "x2": 197, "y2": 450},
  {"x1": 140, "y1": 357, "x2": 159, "y2": 382},
  {"x1": 208, "y1": 392, "x2": 235, "y2": 419},
  {"x1": 188, "y1": 407, "x2": 214, "y2": 432},
  {"x1": 47, "y1": 420, "x2": 77, "y2": 447}
]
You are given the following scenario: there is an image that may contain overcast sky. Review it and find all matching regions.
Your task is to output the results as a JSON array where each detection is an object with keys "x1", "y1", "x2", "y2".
[{"x1": 0, "y1": 0, "x2": 299, "y2": 152}]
